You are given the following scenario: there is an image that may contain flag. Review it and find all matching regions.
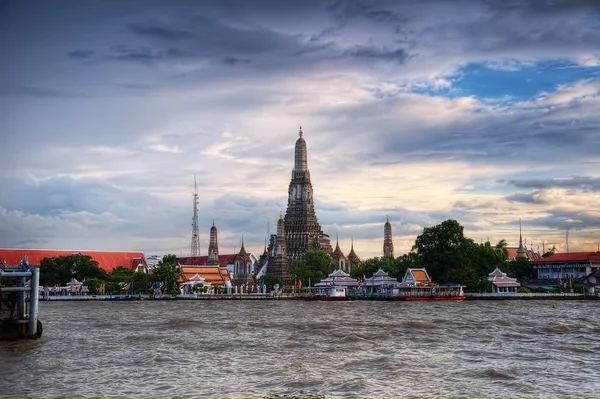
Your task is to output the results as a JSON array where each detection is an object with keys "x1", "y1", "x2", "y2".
[
  {"x1": 122, "y1": 283, "x2": 131, "y2": 291},
  {"x1": 332, "y1": 278, "x2": 336, "y2": 287},
  {"x1": 298, "y1": 280, "x2": 302, "y2": 289},
  {"x1": 99, "y1": 283, "x2": 104, "y2": 294},
  {"x1": 22, "y1": 254, "x2": 30, "y2": 271}
]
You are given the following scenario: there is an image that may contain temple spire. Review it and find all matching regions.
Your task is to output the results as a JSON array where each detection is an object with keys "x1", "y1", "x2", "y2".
[{"x1": 517, "y1": 218, "x2": 527, "y2": 258}]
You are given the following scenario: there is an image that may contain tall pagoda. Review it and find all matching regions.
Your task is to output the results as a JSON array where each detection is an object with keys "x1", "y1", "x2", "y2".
[
  {"x1": 283, "y1": 127, "x2": 333, "y2": 260},
  {"x1": 383, "y1": 216, "x2": 394, "y2": 259}
]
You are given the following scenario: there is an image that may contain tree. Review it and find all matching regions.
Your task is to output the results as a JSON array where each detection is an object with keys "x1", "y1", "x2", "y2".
[
  {"x1": 262, "y1": 273, "x2": 281, "y2": 291},
  {"x1": 411, "y1": 220, "x2": 508, "y2": 290},
  {"x1": 107, "y1": 266, "x2": 135, "y2": 284},
  {"x1": 287, "y1": 260, "x2": 307, "y2": 285},
  {"x1": 508, "y1": 257, "x2": 535, "y2": 280},
  {"x1": 304, "y1": 249, "x2": 335, "y2": 285},
  {"x1": 151, "y1": 254, "x2": 180, "y2": 294},
  {"x1": 39, "y1": 255, "x2": 106, "y2": 286},
  {"x1": 495, "y1": 239, "x2": 509, "y2": 261}
]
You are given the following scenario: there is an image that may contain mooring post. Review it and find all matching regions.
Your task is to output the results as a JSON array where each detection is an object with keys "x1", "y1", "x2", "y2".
[
  {"x1": 17, "y1": 276, "x2": 26, "y2": 319},
  {"x1": 27, "y1": 267, "x2": 40, "y2": 338}
]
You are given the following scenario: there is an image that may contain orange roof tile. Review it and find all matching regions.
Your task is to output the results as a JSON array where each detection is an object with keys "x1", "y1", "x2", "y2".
[
  {"x1": 179, "y1": 265, "x2": 230, "y2": 286},
  {"x1": 0, "y1": 248, "x2": 147, "y2": 273},
  {"x1": 178, "y1": 254, "x2": 237, "y2": 268},
  {"x1": 412, "y1": 270, "x2": 429, "y2": 282},
  {"x1": 533, "y1": 252, "x2": 600, "y2": 264}
]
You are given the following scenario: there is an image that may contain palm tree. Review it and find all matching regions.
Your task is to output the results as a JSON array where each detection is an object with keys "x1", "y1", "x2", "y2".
[{"x1": 495, "y1": 239, "x2": 509, "y2": 260}]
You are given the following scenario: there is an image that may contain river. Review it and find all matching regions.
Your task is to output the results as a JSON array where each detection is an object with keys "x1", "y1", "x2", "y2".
[{"x1": 1, "y1": 300, "x2": 599, "y2": 398}]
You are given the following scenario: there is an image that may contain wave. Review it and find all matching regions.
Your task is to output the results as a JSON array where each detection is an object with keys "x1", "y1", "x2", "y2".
[
  {"x1": 346, "y1": 333, "x2": 361, "y2": 342},
  {"x1": 403, "y1": 320, "x2": 439, "y2": 329},
  {"x1": 480, "y1": 367, "x2": 516, "y2": 380},
  {"x1": 543, "y1": 323, "x2": 581, "y2": 334},
  {"x1": 165, "y1": 318, "x2": 203, "y2": 327}
]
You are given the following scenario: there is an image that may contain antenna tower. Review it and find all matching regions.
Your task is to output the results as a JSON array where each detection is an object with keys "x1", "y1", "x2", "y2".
[{"x1": 190, "y1": 175, "x2": 200, "y2": 256}]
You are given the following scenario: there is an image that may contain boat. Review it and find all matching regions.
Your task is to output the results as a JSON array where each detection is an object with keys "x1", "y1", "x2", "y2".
[
  {"x1": 389, "y1": 284, "x2": 466, "y2": 301},
  {"x1": 309, "y1": 269, "x2": 359, "y2": 300},
  {"x1": 310, "y1": 286, "x2": 349, "y2": 301}
]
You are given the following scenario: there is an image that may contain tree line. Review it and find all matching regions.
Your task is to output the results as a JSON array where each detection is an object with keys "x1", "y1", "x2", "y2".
[
  {"x1": 39, "y1": 254, "x2": 181, "y2": 295},
  {"x1": 281, "y1": 219, "x2": 535, "y2": 292}
]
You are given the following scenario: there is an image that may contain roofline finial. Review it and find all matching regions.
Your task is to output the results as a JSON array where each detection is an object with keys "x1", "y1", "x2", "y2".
[{"x1": 299, "y1": 126, "x2": 303, "y2": 138}]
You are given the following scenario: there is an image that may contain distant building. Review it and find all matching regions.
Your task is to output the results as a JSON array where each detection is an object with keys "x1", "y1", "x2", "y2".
[
  {"x1": 258, "y1": 128, "x2": 361, "y2": 282},
  {"x1": 581, "y1": 269, "x2": 600, "y2": 296},
  {"x1": 383, "y1": 217, "x2": 394, "y2": 259},
  {"x1": 331, "y1": 234, "x2": 348, "y2": 272},
  {"x1": 532, "y1": 252, "x2": 600, "y2": 280},
  {"x1": 488, "y1": 267, "x2": 520, "y2": 293},
  {"x1": 346, "y1": 238, "x2": 361, "y2": 271},
  {"x1": 0, "y1": 248, "x2": 149, "y2": 273},
  {"x1": 232, "y1": 237, "x2": 254, "y2": 288},
  {"x1": 283, "y1": 127, "x2": 333, "y2": 261}
]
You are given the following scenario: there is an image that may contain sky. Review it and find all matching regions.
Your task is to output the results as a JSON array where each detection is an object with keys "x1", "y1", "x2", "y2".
[{"x1": 1, "y1": 0, "x2": 600, "y2": 259}]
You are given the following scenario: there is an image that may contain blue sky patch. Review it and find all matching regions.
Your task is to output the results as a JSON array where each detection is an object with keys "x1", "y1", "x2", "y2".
[{"x1": 445, "y1": 60, "x2": 600, "y2": 101}]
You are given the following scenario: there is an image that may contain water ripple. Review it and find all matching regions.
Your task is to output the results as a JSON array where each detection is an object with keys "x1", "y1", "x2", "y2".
[{"x1": 1, "y1": 300, "x2": 599, "y2": 398}]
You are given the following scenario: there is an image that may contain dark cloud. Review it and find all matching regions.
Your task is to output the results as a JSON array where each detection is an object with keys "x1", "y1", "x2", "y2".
[
  {"x1": 505, "y1": 192, "x2": 545, "y2": 204},
  {"x1": 503, "y1": 176, "x2": 600, "y2": 191},
  {"x1": 67, "y1": 49, "x2": 95, "y2": 60},
  {"x1": 221, "y1": 56, "x2": 251, "y2": 66},
  {"x1": 0, "y1": 84, "x2": 87, "y2": 98},
  {"x1": 345, "y1": 45, "x2": 411, "y2": 64},
  {"x1": 110, "y1": 45, "x2": 189, "y2": 64},
  {"x1": 129, "y1": 23, "x2": 197, "y2": 41}
]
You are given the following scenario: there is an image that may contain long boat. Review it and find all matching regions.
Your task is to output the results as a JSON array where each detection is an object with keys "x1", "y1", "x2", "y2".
[
  {"x1": 309, "y1": 286, "x2": 349, "y2": 301},
  {"x1": 386, "y1": 284, "x2": 466, "y2": 301}
]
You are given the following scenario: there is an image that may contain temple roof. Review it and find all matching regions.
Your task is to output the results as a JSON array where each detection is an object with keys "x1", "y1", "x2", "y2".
[
  {"x1": 179, "y1": 265, "x2": 230, "y2": 286},
  {"x1": 402, "y1": 268, "x2": 433, "y2": 286},
  {"x1": 0, "y1": 248, "x2": 148, "y2": 273},
  {"x1": 178, "y1": 254, "x2": 237, "y2": 268},
  {"x1": 332, "y1": 236, "x2": 346, "y2": 260},
  {"x1": 533, "y1": 251, "x2": 600, "y2": 264},
  {"x1": 315, "y1": 269, "x2": 358, "y2": 287}
]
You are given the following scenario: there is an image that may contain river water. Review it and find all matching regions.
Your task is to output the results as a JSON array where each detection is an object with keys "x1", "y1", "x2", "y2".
[{"x1": 1, "y1": 300, "x2": 599, "y2": 398}]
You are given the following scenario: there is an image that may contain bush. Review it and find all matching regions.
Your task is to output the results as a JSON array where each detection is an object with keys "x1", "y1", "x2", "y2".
[{"x1": 517, "y1": 287, "x2": 531, "y2": 293}]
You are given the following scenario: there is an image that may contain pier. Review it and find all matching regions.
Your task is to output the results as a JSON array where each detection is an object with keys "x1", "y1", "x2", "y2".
[{"x1": 0, "y1": 264, "x2": 42, "y2": 340}]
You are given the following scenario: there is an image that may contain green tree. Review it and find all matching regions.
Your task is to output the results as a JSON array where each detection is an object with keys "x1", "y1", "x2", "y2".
[
  {"x1": 107, "y1": 266, "x2": 135, "y2": 284},
  {"x1": 262, "y1": 273, "x2": 282, "y2": 291},
  {"x1": 411, "y1": 219, "x2": 508, "y2": 290},
  {"x1": 151, "y1": 254, "x2": 180, "y2": 294},
  {"x1": 508, "y1": 257, "x2": 535, "y2": 280},
  {"x1": 287, "y1": 260, "x2": 307, "y2": 285},
  {"x1": 304, "y1": 249, "x2": 335, "y2": 285},
  {"x1": 84, "y1": 277, "x2": 103, "y2": 295},
  {"x1": 39, "y1": 255, "x2": 106, "y2": 286}
]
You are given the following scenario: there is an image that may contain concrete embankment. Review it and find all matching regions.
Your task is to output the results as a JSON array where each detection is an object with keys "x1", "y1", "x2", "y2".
[{"x1": 466, "y1": 292, "x2": 595, "y2": 300}]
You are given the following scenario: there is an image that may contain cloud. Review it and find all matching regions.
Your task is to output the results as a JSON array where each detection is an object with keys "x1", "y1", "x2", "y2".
[
  {"x1": 2, "y1": 0, "x2": 600, "y2": 257},
  {"x1": 67, "y1": 49, "x2": 95, "y2": 60},
  {"x1": 129, "y1": 23, "x2": 197, "y2": 41},
  {"x1": 504, "y1": 176, "x2": 600, "y2": 191}
]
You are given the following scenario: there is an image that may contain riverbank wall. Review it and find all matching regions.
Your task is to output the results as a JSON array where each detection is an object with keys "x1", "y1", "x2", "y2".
[{"x1": 40, "y1": 292, "x2": 598, "y2": 301}]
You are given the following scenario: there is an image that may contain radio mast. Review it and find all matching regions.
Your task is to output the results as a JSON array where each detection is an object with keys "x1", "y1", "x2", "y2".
[{"x1": 190, "y1": 175, "x2": 200, "y2": 256}]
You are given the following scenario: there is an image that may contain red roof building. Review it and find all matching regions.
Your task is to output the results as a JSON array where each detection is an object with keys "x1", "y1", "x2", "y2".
[
  {"x1": 532, "y1": 252, "x2": 600, "y2": 280},
  {"x1": 0, "y1": 248, "x2": 148, "y2": 273},
  {"x1": 178, "y1": 254, "x2": 237, "y2": 269}
]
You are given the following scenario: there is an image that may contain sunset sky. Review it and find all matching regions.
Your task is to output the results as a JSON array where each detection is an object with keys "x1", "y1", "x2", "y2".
[{"x1": 1, "y1": 0, "x2": 599, "y2": 259}]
